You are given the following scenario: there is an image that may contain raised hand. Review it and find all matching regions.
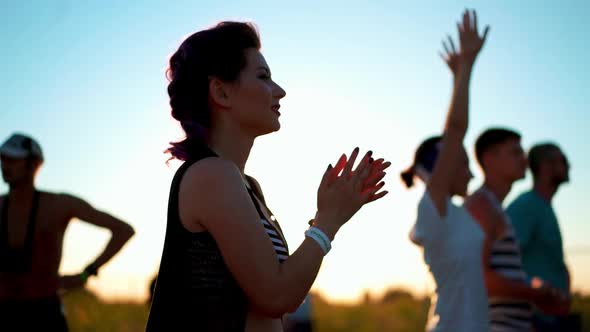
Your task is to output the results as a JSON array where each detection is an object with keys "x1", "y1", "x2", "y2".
[
  {"x1": 457, "y1": 9, "x2": 489, "y2": 63},
  {"x1": 314, "y1": 148, "x2": 389, "y2": 238},
  {"x1": 440, "y1": 36, "x2": 460, "y2": 75},
  {"x1": 441, "y1": 9, "x2": 490, "y2": 73}
]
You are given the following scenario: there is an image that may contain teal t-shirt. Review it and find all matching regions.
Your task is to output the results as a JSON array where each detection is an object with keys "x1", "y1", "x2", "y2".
[{"x1": 507, "y1": 191, "x2": 568, "y2": 292}]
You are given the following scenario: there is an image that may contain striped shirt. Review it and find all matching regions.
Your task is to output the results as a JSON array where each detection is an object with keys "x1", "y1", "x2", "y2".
[
  {"x1": 260, "y1": 217, "x2": 289, "y2": 262},
  {"x1": 478, "y1": 188, "x2": 533, "y2": 332},
  {"x1": 245, "y1": 178, "x2": 289, "y2": 263}
]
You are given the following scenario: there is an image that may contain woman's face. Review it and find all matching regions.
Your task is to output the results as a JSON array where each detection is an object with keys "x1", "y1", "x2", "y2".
[{"x1": 228, "y1": 48, "x2": 286, "y2": 137}]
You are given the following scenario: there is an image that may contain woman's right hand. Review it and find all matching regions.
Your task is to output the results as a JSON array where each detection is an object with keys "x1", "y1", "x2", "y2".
[
  {"x1": 314, "y1": 148, "x2": 389, "y2": 239},
  {"x1": 441, "y1": 9, "x2": 489, "y2": 75},
  {"x1": 456, "y1": 9, "x2": 489, "y2": 65}
]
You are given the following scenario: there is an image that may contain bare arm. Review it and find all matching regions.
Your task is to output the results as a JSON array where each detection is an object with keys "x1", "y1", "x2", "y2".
[
  {"x1": 428, "y1": 10, "x2": 489, "y2": 215},
  {"x1": 181, "y1": 149, "x2": 387, "y2": 317},
  {"x1": 466, "y1": 193, "x2": 553, "y2": 303},
  {"x1": 62, "y1": 194, "x2": 135, "y2": 273}
]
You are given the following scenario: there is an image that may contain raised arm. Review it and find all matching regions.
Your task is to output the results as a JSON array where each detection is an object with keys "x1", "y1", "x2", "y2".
[
  {"x1": 428, "y1": 10, "x2": 489, "y2": 215},
  {"x1": 182, "y1": 148, "x2": 388, "y2": 317}
]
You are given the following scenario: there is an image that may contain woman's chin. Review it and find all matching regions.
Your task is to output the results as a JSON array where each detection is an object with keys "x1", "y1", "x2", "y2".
[{"x1": 254, "y1": 122, "x2": 280, "y2": 137}]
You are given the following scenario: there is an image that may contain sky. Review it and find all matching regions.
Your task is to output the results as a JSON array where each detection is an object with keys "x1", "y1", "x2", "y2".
[{"x1": 1, "y1": 0, "x2": 589, "y2": 303}]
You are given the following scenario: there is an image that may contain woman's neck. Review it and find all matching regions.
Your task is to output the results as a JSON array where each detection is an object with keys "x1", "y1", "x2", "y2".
[{"x1": 207, "y1": 121, "x2": 254, "y2": 174}]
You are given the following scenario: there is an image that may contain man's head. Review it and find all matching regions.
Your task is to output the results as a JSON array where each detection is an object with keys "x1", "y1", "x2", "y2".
[
  {"x1": 475, "y1": 128, "x2": 527, "y2": 183},
  {"x1": 0, "y1": 133, "x2": 44, "y2": 185},
  {"x1": 529, "y1": 143, "x2": 570, "y2": 186}
]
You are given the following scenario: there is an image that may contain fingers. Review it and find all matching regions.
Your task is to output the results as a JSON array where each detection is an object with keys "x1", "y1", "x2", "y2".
[
  {"x1": 482, "y1": 25, "x2": 490, "y2": 42},
  {"x1": 363, "y1": 160, "x2": 390, "y2": 189},
  {"x1": 363, "y1": 182, "x2": 389, "y2": 203},
  {"x1": 341, "y1": 147, "x2": 359, "y2": 178},
  {"x1": 442, "y1": 40, "x2": 450, "y2": 56},
  {"x1": 365, "y1": 171, "x2": 386, "y2": 188},
  {"x1": 332, "y1": 153, "x2": 348, "y2": 178},
  {"x1": 320, "y1": 163, "x2": 334, "y2": 186},
  {"x1": 447, "y1": 35, "x2": 457, "y2": 54},
  {"x1": 462, "y1": 9, "x2": 470, "y2": 32},
  {"x1": 472, "y1": 9, "x2": 478, "y2": 33},
  {"x1": 368, "y1": 159, "x2": 391, "y2": 177},
  {"x1": 353, "y1": 150, "x2": 373, "y2": 177},
  {"x1": 368, "y1": 190, "x2": 389, "y2": 203}
]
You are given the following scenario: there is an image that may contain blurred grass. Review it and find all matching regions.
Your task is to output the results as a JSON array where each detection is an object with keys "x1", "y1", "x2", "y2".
[
  {"x1": 62, "y1": 288, "x2": 590, "y2": 332},
  {"x1": 312, "y1": 289, "x2": 430, "y2": 332},
  {"x1": 62, "y1": 289, "x2": 149, "y2": 332}
]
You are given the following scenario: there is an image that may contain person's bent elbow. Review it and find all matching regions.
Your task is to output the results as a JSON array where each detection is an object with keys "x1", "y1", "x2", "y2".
[
  {"x1": 248, "y1": 289, "x2": 302, "y2": 318},
  {"x1": 113, "y1": 221, "x2": 135, "y2": 241}
]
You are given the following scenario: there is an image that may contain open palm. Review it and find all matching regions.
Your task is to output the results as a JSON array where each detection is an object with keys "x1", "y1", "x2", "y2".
[{"x1": 441, "y1": 9, "x2": 490, "y2": 73}]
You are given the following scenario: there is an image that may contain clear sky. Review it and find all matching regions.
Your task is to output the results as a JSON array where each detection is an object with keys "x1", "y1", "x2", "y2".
[{"x1": 1, "y1": 0, "x2": 589, "y2": 302}]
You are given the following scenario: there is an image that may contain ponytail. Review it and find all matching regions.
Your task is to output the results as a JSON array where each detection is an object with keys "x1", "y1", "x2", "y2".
[
  {"x1": 165, "y1": 121, "x2": 207, "y2": 162},
  {"x1": 400, "y1": 166, "x2": 416, "y2": 188}
]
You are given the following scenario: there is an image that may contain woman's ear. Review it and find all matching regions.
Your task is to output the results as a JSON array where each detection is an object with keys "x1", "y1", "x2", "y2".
[{"x1": 208, "y1": 77, "x2": 232, "y2": 109}]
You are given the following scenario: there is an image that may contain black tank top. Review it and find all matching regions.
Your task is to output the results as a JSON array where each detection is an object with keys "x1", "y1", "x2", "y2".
[
  {"x1": 146, "y1": 147, "x2": 288, "y2": 331},
  {"x1": 0, "y1": 191, "x2": 40, "y2": 273}
]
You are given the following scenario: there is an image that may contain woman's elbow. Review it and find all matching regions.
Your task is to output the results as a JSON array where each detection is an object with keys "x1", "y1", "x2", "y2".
[{"x1": 249, "y1": 291, "x2": 298, "y2": 318}]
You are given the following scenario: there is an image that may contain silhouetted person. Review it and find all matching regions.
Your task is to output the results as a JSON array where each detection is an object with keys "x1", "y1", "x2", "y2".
[
  {"x1": 507, "y1": 143, "x2": 575, "y2": 331},
  {"x1": 402, "y1": 10, "x2": 490, "y2": 331},
  {"x1": 0, "y1": 133, "x2": 135, "y2": 331},
  {"x1": 146, "y1": 22, "x2": 389, "y2": 332},
  {"x1": 465, "y1": 129, "x2": 566, "y2": 331}
]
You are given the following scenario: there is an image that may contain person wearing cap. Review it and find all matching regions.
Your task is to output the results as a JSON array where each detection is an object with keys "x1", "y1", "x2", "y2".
[{"x1": 0, "y1": 133, "x2": 135, "y2": 331}]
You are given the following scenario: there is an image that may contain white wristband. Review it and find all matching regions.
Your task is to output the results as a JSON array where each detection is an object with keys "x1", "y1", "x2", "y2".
[{"x1": 305, "y1": 226, "x2": 332, "y2": 255}]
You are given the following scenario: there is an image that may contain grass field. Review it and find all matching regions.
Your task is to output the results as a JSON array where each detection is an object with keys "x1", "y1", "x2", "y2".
[{"x1": 61, "y1": 288, "x2": 590, "y2": 331}]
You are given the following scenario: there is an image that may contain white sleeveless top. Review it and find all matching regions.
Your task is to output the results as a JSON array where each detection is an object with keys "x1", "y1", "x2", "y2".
[{"x1": 411, "y1": 191, "x2": 489, "y2": 332}]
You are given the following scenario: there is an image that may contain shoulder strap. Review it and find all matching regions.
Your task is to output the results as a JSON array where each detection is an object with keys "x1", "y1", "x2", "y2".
[
  {"x1": 244, "y1": 178, "x2": 289, "y2": 252},
  {"x1": 245, "y1": 176, "x2": 266, "y2": 205}
]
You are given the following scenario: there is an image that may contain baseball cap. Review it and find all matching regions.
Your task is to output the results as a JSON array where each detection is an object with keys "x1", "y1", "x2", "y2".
[{"x1": 0, "y1": 133, "x2": 44, "y2": 161}]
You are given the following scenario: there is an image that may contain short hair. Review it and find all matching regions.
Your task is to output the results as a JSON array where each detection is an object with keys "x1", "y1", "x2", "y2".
[
  {"x1": 475, "y1": 128, "x2": 521, "y2": 167},
  {"x1": 528, "y1": 143, "x2": 563, "y2": 176}
]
